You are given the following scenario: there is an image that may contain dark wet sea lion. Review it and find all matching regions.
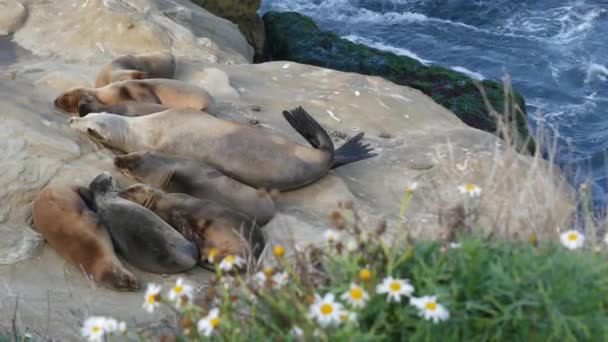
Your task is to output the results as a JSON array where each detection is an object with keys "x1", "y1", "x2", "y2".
[
  {"x1": 119, "y1": 183, "x2": 265, "y2": 267},
  {"x1": 32, "y1": 183, "x2": 139, "y2": 291},
  {"x1": 95, "y1": 51, "x2": 176, "y2": 87},
  {"x1": 55, "y1": 79, "x2": 214, "y2": 114},
  {"x1": 70, "y1": 107, "x2": 376, "y2": 191},
  {"x1": 113, "y1": 151, "x2": 276, "y2": 225},
  {"x1": 77, "y1": 94, "x2": 170, "y2": 117},
  {"x1": 88, "y1": 172, "x2": 199, "y2": 274}
]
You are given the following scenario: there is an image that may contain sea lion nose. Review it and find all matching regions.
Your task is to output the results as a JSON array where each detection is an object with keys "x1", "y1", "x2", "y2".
[{"x1": 68, "y1": 117, "x2": 76, "y2": 124}]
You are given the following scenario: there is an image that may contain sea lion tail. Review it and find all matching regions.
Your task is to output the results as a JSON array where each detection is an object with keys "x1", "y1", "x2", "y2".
[
  {"x1": 282, "y1": 106, "x2": 334, "y2": 155},
  {"x1": 331, "y1": 132, "x2": 377, "y2": 169}
]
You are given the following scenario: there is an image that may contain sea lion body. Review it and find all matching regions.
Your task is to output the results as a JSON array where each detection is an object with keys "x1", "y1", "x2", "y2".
[
  {"x1": 55, "y1": 79, "x2": 214, "y2": 114},
  {"x1": 70, "y1": 107, "x2": 375, "y2": 191},
  {"x1": 95, "y1": 51, "x2": 176, "y2": 87},
  {"x1": 119, "y1": 183, "x2": 265, "y2": 266},
  {"x1": 88, "y1": 172, "x2": 199, "y2": 274},
  {"x1": 114, "y1": 151, "x2": 276, "y2": 225},
  {"x1": 32, "y1": 184, "x2": 139, "y2": 291},
  {"x1": 78, "y1": 94, "x2": 170, "y2": 117}
]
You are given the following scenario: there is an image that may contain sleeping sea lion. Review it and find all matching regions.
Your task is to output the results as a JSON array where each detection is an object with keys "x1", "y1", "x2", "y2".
[
  {"x1": 88, "y1": 172, "x2": 199, "y2": 274},
  {"x1": 54, "y1": 79, "x2": 214, "y2": 114},
  {"x1": 113, "y1": 151, "x2": 276, "y2": 225},
  {"x1": 119, "y1": 183, "x2": 265, "y2": 268},
  {"x1": 77, "y1": 94, "x2": 170, "y2": 117},
  {"x1": 95, "y1": 51, "x2": 176, "y2": 87},
  {"x1": 69, "y1": 107, "x2": 376, "y2": 191},
  {"x1": 32, "y1": 184, "x2": 139, "y2": 291}
]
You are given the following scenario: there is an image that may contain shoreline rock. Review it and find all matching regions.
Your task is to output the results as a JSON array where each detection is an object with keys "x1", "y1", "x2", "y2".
[{"x1": 262, "y1": 11, "x2": 535, "y2": 154}]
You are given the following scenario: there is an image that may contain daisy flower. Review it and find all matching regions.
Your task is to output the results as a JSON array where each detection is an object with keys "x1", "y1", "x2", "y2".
[
  {"x1": 338, "y1": 310, "x2": 357, "y2": 323},
  {"x1": 197, "y1": 308, "x2": 220, "y2": 337},
  {"x1": 340, "y1": 283, "x2": 369, "y2": 308},
  {"x1": 168, "y1": 277, "x2": 194, "y2": 307},
  {"x1": 309, "y1": 293, "x2": 343, "y2": 327},
  {"x1": 290, "y1": 325, "x2": 304, "y2": 338},
  {"x1": 345, "y1": 239, "x2": 358, "y2": 252},
  {"x1": 376, "y1": 276, "x2": 414, "y2": 303},
  {"x1": 118, "y1": 321, "x2": 127, "y2": 335},
  {"x1": 324, "y1": 229, "x2": 340, "y2": 244},
  {"x1": 458, "y1": 183, "x2": 482, "y2": 197},
  {"x1": 207, "y1": 247, "x2": 219, "y2": 263},
  {"x1": 143, "y1": 283, "x2": 162, "y2": 313},
  {"x1": 103, "y1": 318, "x2": 118, "y2": 334},
  {"x1": 410, "y1": 296, "x2": 450, "y2": 323},
  {"x1": 252, "y1": 271, "x2": 268, "y2": 287},
  {"x1": 358, "y1": 268, "x2": 372, "y2": 282},
  {"x1": 271, "y1": 271, "x2": 288, "y2": 289},
  {"x1": 405, "y1": 181, "x2": 418, "y2": 192},
  {"x1": 219, "y1": 255, "x2": 245, "y2": 272},
  {"x1": 560, "y1": 229, "x2": 585, "y2": 250},
  {"x1": 81, "y1": 316, "x2": 107, "y2": 342}
]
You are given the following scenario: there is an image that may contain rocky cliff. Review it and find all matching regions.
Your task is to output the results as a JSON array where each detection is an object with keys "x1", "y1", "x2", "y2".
[{"x1": 0, "y1": 1, "x2": 573, "y2": 340}]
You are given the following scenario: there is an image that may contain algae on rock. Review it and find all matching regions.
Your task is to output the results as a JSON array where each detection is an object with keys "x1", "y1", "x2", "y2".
[{"x1": 263, "y1": 11, "x2": 535, "y2": 153}]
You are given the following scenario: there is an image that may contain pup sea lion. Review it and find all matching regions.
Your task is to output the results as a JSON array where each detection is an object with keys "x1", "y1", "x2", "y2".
[
  {"x1": 95, "y1": 51, "x2": 176, "y2": 87},
  {"x1": 70, "y1": 107, "x2": 376, "y2": 191},
  {"x1": 89, "y1": 172, "x2": 199, "y2": 274},
  {"x1": 119, "y1": 183, "x2": 265, "y2": 267},
  {"x1": 55, "y1": 79, "x2": 214, "y2": 114},
  {"x1": 32, "y1": 184, "x2": 139, "y2": 291},
  {"x1": 114, "y1": 151, "x2": 276, "y2": 225},
  {"x1": 78, "y1": 94, "x2": 170, "y2": 117}
]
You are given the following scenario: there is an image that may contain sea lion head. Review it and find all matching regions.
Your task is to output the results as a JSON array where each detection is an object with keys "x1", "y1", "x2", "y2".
[
  {"x1": 114, "y1": 152, "x2": 171, "y2": 186},
  {"x1": 77, "y1": 94, "x2": 101, "y2": 117},
  {"x1": 55, "y1": 88, "x2": 91, "y2": 113},
  {"x1": 89, "y1": 172, "x2": 119, "y2": 196},
  {"x1": 118, "y1": 183, "x2": 161, "y2": 209},
  {"x1": 113, "y1": 152, "x2": 146, "y2": 178},
  {"x1": 69, "y1": 113, "x2": 129, "y2": 150}
]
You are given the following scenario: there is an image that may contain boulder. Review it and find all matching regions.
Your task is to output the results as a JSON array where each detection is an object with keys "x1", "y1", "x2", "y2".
[
  {"x1": 0, "y1": 34, "x2": 573, "y2": 340},
  {"x1": 191, "y1": 0, "x2": 265, "y2": 61},
  {"x1": 12, "y1": 0, "x2": 253, "y2": 64},
  {"x1": 263, "y1": 11, "x2": 535, "y2": 154},
  {"x1": 0, "y1": 0, "x2": 27, "y2": 35}
]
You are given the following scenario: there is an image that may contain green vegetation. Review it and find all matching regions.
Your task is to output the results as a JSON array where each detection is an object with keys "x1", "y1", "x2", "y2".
[{"x1": 263, "y1": 11, "x2": 535, "y2": 153}]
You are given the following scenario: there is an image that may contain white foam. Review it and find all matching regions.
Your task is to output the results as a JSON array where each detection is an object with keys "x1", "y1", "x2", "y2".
[
  {"x1": 342, "y1": 34, "x2": 431, "y2": 65},
  {"x1": 451, "y1": 66, "x2": 485, "y2": 80},
  {"x1": 585, "y1": 63, "x2": 608, "y2": 84}
]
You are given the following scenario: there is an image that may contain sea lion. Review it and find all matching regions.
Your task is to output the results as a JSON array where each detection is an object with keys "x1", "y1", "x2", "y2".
[
  {"x1": 77, "y1": 94, "x2": 170, "y2": 117},
  {"x1": 88, "y1": 172, "x2": 199, "y2": 274},
  {"x1": 69, "y1": 107, "x2": 376, "y2": 191},
  {"x1": 95, "y1": 51, "x2": 176, "y2": 87},
  {"x1": 119, "y1": 183, "x2": 265, "y2": 268},
  {"x1": 113, "y1": 151, "x2": 276, "y2": 225},
  {"x1": 54, "y1": 79, "x2": 214, "y2": 114},
  {"x1": 32, "y1": 184, "x2": 139, "y2": 291}
]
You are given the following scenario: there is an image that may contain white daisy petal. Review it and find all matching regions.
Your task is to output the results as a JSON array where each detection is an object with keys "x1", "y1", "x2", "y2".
[
  {"x1": 340, "y1": 283, "x2": 369, "y2": 308},
  {"x1": 81, "y1": 316, "x2": 107, "y2": 342},
  {"x1": 410, "y1": 296, "x2": 450, "y2": 323},
  {"x1": 219, "y1": 255, "x2": 245, "y2": 272},
  {"x1": 142, "y1": 283, "x2": 162, "y2": 313},
  {"x1": 197, "y1": 308, "x2": 220, "y2": 337},
  {"x1": 309, "y1": 292, "x2": 343, "y2": 327},
  {"x1": 458, "y1": 184, "x2": 482, "y2": 197},
  {"x1": 376, "y1": 276, "x2": 414, "y2": 303}
]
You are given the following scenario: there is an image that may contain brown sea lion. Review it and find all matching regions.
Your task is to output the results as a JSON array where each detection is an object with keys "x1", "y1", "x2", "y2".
[
  {"x1": 69, "y1": 107, "x2": 376, "y2": 191},
  {"x1": 31, "y1": 184, "x2": 139, "y2": 291},
  {"x1": 119, "y1": 183, "x2": 265, "y2": 268},
  {"x1": 77, "y1": 94, "x2": 170, "y2": 117},
  {"x1": 113, "y1": 151, "x2": 276, "y2": 225},
  {"x1": 95, "y1": 51, "x2": 176, "y2": 87},
  {"x1": 89, "y1": 172, "x2": 199, "y2": 274},
  {"x1": 54, "y1": 79, "x2": 214, "y2": 114}
]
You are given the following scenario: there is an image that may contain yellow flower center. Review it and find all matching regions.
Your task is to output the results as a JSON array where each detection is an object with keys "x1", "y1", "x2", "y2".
[
  {"x1": 425, "y1": 301, "x2": 437, "y2": 311},
  {"x1": 146, "y1": 294, "x2": 156, "y2": 304},
  {"x1": 210, "y1": 317, "x2": 220, "y2": 328},
  {"x1": 273, "y1": 244, "x2": 285, "y2": 257},
  {"x1": 389, "y1": 281, "x2": 401, "y2": 292},
  {"x1": 465, "y1": 184, "x2": 476, "y2": 191},
  {"x1": 340, "y1": 313, "x2": 348, "y2": 321},
  {"x1": 92, "y1": 325, "x2": 101, "y2": 333},
  {"x1": 225, "y1": 255, "x2": 235, "y2": 263},
  {"x1": 263, "y1": 266, "x2": 273, "y2": 277},
  {"x1": 207, "y1": 248, "x2": 218, "y2": 260},
  {"x1": 567, "y1": 233, "x2": 578, "y2": 241},
  {"x1": 320, "y1": 303, "x2": 333, "y2": 315},
  {"x1": 359, "y1": 268, "x2": 372, "y2": 282},
  {"x1": 350, "y1": 287, "x2": 363, "y2": 299},
  {"x1": 174, "y1": 284, "x2": 183, "y2": 293}
]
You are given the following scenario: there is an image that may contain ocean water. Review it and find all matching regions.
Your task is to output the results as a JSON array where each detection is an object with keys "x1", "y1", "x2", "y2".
[{"x1": 260, "y1": 0, "x2": 608, "y2": 211}]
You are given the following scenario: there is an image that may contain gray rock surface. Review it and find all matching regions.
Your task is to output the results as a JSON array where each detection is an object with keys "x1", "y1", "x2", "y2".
[
  {"x1": 0, "y1": 0, "x2": 27, "y2": 35},
  {"x1": 0, "y1": 9, "x2": 575, "y2": 340}
]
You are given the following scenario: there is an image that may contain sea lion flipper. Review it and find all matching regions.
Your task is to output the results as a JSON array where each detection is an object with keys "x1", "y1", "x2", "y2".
[
  {"x1": 331, "y1": 132, "x2": 377, "y2": 169},
  {"x1": 74, "y1": 185, "x2": 97, "y2": 212},
  {"x1": 282, "y1": 107, "x2": 334, "y2": 155}
]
